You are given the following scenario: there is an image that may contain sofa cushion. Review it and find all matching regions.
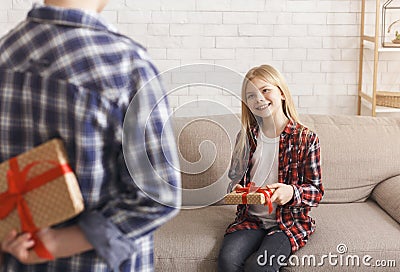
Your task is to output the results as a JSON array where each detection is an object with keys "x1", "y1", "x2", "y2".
[
  {"x1": 288, "y1": 200, "x2": 400, "y2": 271},
  {"x1": 154, "y1": 201, "x2": 400, "y2": 272},
  {"x1": 371, "y1": 175, "x2": 400, "y2": 223},
  {"x1": 154, "y1": 205, "x2": 236, "y2": 272},
  {"x1": 301, "y1": 115, "x2": 400, "y2": 203},
  {"x1": 173, "y1": 114, "x2": 240, "y2": 189},
  {"x1": 173, "y1": 114, "x2": 241, "y2": 206}
]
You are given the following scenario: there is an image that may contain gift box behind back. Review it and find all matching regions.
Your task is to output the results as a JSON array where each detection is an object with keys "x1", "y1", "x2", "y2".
[{"x1": 0, "y1": 139, "x2": 84, "y2": 240}]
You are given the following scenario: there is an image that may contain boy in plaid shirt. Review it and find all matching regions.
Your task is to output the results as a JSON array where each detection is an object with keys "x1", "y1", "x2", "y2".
[{"x1": 0, "y1": 1, "x2": 180, "y2": 271}]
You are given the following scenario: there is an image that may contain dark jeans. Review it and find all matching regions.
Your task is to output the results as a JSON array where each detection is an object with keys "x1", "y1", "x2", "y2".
[{"x1": 218, "y1": 228, "x2": 291, "y2": 272}]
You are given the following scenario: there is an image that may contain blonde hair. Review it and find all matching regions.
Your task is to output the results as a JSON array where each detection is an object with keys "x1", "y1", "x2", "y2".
[{"x1": 236, "y1": 64, "x2": 302, "y2": 158}]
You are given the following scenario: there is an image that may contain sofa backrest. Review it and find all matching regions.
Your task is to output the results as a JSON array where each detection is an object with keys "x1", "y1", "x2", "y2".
[
  {"x1": 301, "y1": 114, "x2": 400, "y2": 203},
  {"x1": 173, "y1": 114, "x2": 400, "y2": 204},
  {"x1": 173, "y1": 114, "x2": 241, "y2": 206}
]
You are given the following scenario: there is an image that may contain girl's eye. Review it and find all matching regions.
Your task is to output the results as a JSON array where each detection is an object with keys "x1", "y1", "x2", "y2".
[
  {"x1": 247, "y1": 94, "x2": 254, "y2": 100},
  {"x1": 262, "y1": 89, "x2": 270, "y2": 93}
]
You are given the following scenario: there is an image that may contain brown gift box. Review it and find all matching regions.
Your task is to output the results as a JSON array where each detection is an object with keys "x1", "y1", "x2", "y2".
[
  {"x1": 224, "y1": 191, "x2": 267, "y2": 205},
  {"x1": 0, "y1": 139, "x2": 84, "y2": 241}
]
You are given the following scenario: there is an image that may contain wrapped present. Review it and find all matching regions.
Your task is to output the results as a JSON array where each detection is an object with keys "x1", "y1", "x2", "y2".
[
  {"x1": 0, "y1": 139, "x2": 84, "y2": 259},
  {"x1": 224, "y1": 182, "x2": 274, "y2": 213}
]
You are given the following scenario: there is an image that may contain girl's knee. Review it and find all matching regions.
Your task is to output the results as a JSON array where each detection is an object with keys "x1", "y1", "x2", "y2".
[{"x1": 218, "y1": 249, "x2": 242, "y2": 272}]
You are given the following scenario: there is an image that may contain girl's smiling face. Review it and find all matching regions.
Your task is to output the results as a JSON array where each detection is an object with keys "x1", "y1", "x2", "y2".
[{"x1": 245, "y1": 77, "x2": 285, "y2": 119}]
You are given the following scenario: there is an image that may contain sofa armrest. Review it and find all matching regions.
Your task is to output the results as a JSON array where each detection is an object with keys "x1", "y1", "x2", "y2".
[{"x1": 371, "y1": 175, "x2": 400, "y2": 223}]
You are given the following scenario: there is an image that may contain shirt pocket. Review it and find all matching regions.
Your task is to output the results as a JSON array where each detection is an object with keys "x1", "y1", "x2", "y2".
[
  {"x1": 291, "y1": 207, "x2": 309, "y2": 224},
  {"x1": 281, "y1": 208, "x2": 294, "y2": 228}
]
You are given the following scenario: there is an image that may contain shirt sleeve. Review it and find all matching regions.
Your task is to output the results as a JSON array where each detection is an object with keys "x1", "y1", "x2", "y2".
[
  {"x1": 78, "y1": 61, "x2": 181, "y2": 270},
  {"x1": 287, "y1": 132, "x2": 324, "y2": 207}
]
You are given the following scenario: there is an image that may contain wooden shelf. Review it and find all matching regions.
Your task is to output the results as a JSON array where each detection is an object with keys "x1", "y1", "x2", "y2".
[
  {"x1": 383, "y1": 41, "x2": 400, "y2": 48},
  {"x1": 363, "y1": 41, "x2": 400, "y2": 52},
  {"x1": 378, "y1": 47, "x2": 400, "y2": 52},
  {"x1": 361, "y1": 99, "x2": 400, "y2": 113},
  {"x1": 357, "y1": 0, "x2": 400, "y2": 116},
  {"x1": 376, "y1": 91, "x2": 400, "y2": 97}
]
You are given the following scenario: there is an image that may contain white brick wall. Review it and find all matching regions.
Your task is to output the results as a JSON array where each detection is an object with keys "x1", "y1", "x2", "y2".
[{"x1": 1, "y1": 0, "x2": 400, "y2": 116}]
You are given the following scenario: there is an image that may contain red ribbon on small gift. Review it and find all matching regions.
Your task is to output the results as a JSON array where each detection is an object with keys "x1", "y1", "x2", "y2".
[
  {"x1": 235, "y1": 182, "x2": 274, "y2": 214},
  {"x1": 0, "y1": 157, "x2": 73, "y2": 260}
]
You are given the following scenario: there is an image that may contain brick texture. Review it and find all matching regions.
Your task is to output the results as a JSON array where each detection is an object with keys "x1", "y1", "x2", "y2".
[{"x1": 1, "y1": 0, "x2": 400, "y2": 116}]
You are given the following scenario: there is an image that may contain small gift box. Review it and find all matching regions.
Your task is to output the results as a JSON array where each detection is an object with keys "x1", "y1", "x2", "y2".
[
  {"x1": 224, "y1": 182, "x2": 274, "y2": 213},
  {"x1": 0, "y1": 139, "x2": 84, "y2": 259}
]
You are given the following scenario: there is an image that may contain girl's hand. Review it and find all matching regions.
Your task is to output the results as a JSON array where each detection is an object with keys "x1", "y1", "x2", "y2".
[
  {"x1": 232, "y1": 184, "x2": 243, "y2": 191},
  {"x1": 0, "y1": 230, "x2": 47, "y2": 265},
  {"x1": 268, "y1": 183, "x2": 294, "y2": 205}
]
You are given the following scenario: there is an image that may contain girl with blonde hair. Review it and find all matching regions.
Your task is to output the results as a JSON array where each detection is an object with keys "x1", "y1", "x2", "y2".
[{"x1": 218, "y1": 65, "x2": 324, "y2": 272}]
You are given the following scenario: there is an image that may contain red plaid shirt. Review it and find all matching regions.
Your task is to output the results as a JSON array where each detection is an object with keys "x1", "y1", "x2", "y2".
[{"x1": 226, "y1": 120, "x2": 324, "y2": 253}]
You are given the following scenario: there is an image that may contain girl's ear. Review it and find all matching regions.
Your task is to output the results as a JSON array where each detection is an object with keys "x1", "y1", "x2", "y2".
[
  {"x1": 277, "y1": 86, "x2": 285, "y2": 100},
  {"x1": 280, "y1": 90, "x2": 286, "y2": 100}
]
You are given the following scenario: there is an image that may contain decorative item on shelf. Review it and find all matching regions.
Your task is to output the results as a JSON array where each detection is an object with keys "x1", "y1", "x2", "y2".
[
  {"x1": 393, "y1": 30, "x2": 400, "y2": 43},
  {"x1": 382, "y1": 0, "x2": 400, "y2": 47},
  {"x1": 376, "y1": 91, "x2": 400, "y2": 108}
]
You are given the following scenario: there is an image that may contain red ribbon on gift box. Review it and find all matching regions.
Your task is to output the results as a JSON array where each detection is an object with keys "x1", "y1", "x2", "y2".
[
  {"x1": 0, "y1": 157, "x2": 73, "y2": 260},
  {"x1": 235, "y1": 182, "x2": 274, "y2": 214}
]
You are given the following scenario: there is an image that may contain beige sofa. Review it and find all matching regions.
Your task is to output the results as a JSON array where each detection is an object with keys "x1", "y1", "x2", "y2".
[{"x1": 155, "y1": 114, "x2": 400, "y2": 271}]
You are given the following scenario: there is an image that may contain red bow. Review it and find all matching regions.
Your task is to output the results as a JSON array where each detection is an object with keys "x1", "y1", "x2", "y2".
[
  {"x1": 0, "y1": 157, "x2": 73, "y2": 260},
  {"x1": 235, "y1": 182, "x2": 274, "y2": 214}
]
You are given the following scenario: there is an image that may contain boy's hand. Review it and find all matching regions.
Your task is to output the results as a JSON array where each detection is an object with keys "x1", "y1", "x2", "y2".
[
  {"x1": 1, "y1": 226, "x2": 93, "y2": 264},
  {"x1": 269, "y1": 183, "x2": 294, "y2": 205},
  {"x1": 0, "y1": 230, "x2": 47, "y2": 265}
]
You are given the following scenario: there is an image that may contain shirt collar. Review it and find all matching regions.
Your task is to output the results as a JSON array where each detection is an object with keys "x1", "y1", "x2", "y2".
[
  {"x1": 282, "y1": 119, "x2": 297, "y2": 135},
  {"x1": 251, "y1": 118, "x2": 298, "y2": 139},
  {"x1": 27, "y1": 4, "x2": 119, "y2": 34}
]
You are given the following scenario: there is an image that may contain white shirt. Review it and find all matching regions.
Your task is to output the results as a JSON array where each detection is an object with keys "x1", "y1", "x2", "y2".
[{"x1": 248, "y1": 132, "x2": 279, "y2": 229}]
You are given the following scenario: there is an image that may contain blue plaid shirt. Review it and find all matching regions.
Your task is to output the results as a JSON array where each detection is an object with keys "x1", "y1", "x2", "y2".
[{"x1": 0, "y1": 4, "x2": 181, "y2": 272}]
